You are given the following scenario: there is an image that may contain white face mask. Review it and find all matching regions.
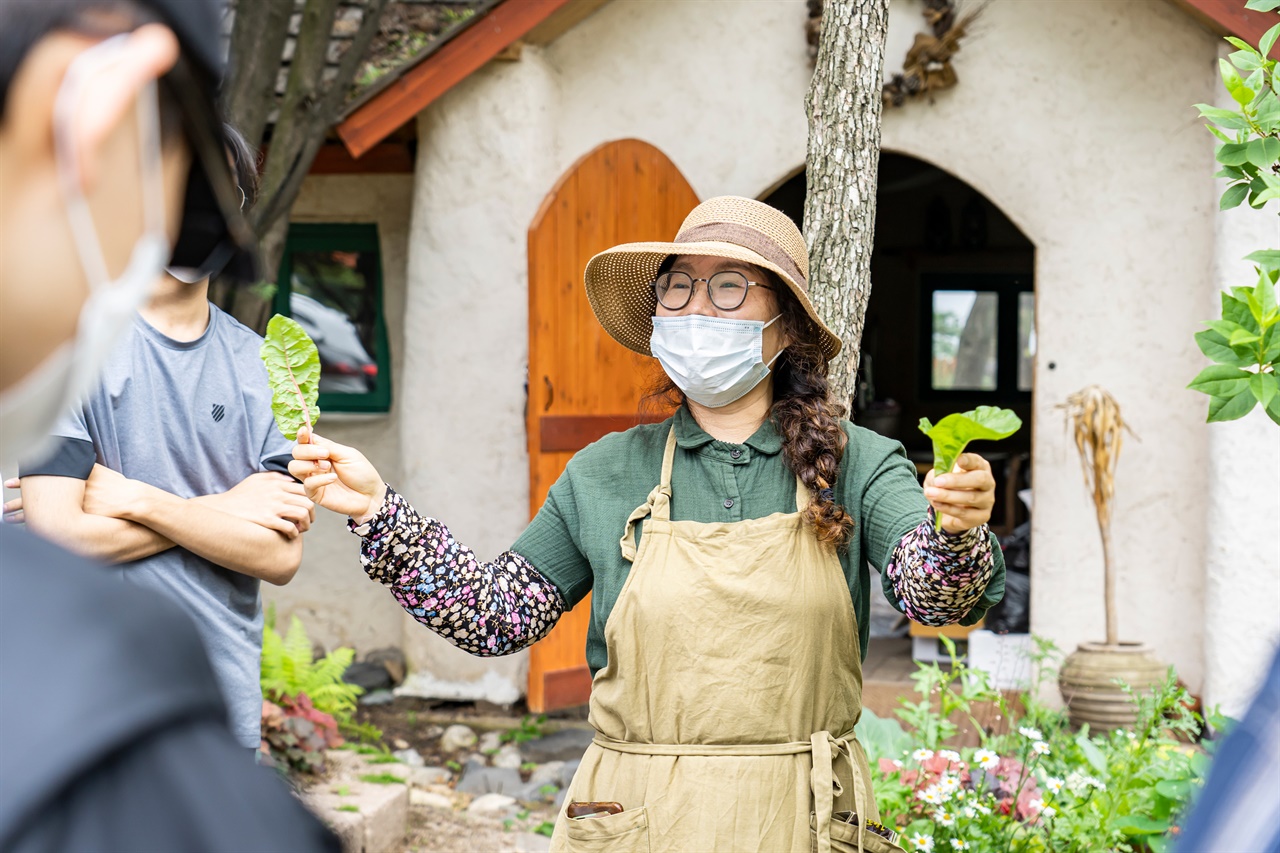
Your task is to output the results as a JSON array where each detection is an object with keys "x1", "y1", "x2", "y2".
[
  {"x1": 650, "y1": 314, "x2": 783, "y2": 409},
  {"x1": 0, "y1": 35, "x2": 169, "y2": 474}
]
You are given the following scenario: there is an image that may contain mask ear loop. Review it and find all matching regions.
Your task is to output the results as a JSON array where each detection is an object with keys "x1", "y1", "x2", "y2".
[{"x1": 763, "y1": 314, "x2": 785, "y2": 368}]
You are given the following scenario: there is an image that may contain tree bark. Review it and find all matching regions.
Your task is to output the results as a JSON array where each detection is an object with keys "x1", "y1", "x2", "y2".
[
  {"x1": 217, "y1": 0, "x2": 389, "y2": 332},
  {"x1": 802, "y1": 0, "x2": 891, "y2": 409}
]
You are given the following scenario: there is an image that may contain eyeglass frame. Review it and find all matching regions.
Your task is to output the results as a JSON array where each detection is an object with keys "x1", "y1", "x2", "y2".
[{"x1": 651, "y1": 270, "x2": 774, "y2": 312}]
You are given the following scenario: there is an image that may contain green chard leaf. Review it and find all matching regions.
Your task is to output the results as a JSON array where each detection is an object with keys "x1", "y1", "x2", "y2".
[
  {"x1": 261, "y1": 314, "x2": 321, "y2": 440},
  {"x1": 918, "y1": 407, "x2": 1022, "y2": 530}
]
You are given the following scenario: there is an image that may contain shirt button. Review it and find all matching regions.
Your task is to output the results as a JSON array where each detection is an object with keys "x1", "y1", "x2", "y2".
[
  {"x1": 724, "y1": 498, "x2": 734, "y2": 509},
  {"x1": 730, "y1": 449, "x2": 743, "y2": 459}
]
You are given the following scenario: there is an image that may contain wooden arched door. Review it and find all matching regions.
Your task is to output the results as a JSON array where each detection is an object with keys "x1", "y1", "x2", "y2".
[{"x1": 526, "y1": 139, "x2": 698, "y2": 712}]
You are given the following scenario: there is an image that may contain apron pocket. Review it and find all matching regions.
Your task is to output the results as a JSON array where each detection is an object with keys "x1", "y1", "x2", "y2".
[
  {"x1": 810, "y1": 814, "x2": 906, "y2": 853},
  {"x1": 564, "y1": 806, "x2": 650, "y2": 852}
]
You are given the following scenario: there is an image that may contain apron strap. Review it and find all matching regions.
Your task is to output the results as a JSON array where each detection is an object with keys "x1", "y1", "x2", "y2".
[
  {"x1": 811, "y1": 732, "x2": 864, "y2": 853},
  {"x1": 619, "y1": 427, "x2": 677, "y2": 562}
]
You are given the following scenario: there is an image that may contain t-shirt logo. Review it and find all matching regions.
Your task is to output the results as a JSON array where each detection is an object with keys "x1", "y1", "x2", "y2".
[{"x1": 211, "y1": 403, "x2": 226, "y2": 423}]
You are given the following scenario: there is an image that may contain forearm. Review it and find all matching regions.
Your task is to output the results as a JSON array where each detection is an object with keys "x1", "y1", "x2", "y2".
[
  {"x1": 124, "y1": 487, "x2": 302, "y2": 585},
  {"x1": 29, "y1": 511, "x2": 174, "y2": 564},
  {"x1": 351, "y1": 487, "x2": 565, "y2": 656},
  {"x1": 884, "y1": 509, "x2": 997, "y2": 626}
]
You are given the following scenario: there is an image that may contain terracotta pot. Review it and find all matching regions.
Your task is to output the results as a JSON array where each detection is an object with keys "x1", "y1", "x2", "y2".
[{"x1": 1059, "y1": 642, "x2": 1167, "y2": 731}]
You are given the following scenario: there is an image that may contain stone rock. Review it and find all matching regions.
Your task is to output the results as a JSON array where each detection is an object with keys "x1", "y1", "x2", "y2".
[
  {"x1": 529, "y1": 761, "x2": 564, "y2": 788},
  {"x1": 467, "y1": 793, "x2": 517, "y2": 817},
  {"x1": 510, "y1": 779, "x2": 559, "y2": 805},
  {"x1": 364, "y1": 646, "x2": 407, "y2": 686},
  {"x1": 392, "y1": 748, "x2": 424, "y2": 767},
  {"x1": 515, "y1": 831, "x2": 553, "y2": 853},
  {"x1": 463, "y1": 752, "x2": 488, "y2": 767},
  {"x1": 455, "y1": 762, "x2": 523, "y2": 796},
  {"x1": 478, "y1": 730, "x2": 503, "y2": 754},
  {"x1": 343, "y1": 661, "x2": 393, "y2": 693},
  {"x1": 409, "y1": 789, "x2": 454, "y2": 810},
  {"x1": 558, "y1": 759, "x2": 581, "y2": 788},
  {"x1": 493, "y1": 744, "x2": 524, "y2": 769},
  {"x1": 409, "y1": 766, "x2": 451, "y2": 788},
  {"x1": 375, "y1": 761, "x2": 412, "y2": 782},
  {"x1": 520, "y1": 729, "x2": 594, "y2": 764},
  {"x1": 359, "y1": 689, "x2": 395, "y2": 706},
  {"x1": 440, "y1": 724, "x2": 478, "y2": 753},
  {"x1": 393, "y1": 738, "x2": 410, "y2": 751},
  {"x1": 421, "y1": 724, "x2": 444, "y2": 741}
]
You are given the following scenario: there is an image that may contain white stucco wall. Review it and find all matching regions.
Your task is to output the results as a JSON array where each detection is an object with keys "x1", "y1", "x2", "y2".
[
  {"x1": 261, "y1": 174, "x2": 412, "y2": 656},
  {"x1": 1201, "y1": 44, "x2": 1280, "y2": 718},
  {"x1": 398, "y1": 0, "x2": 1237, "y2": 700}
]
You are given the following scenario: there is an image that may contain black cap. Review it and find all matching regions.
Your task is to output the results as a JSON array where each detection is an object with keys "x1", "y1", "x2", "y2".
[{"x1": 139, "y1": 0, "x2": 261, "y2": 283}]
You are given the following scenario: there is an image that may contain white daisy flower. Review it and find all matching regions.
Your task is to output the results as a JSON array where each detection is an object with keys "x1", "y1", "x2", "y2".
[
  {"x1": 1088, "y1": 776, "x2": 1107, "y2": 791},
  {"x1": 939, "y1": 775, "x2": 961, "y2": 794},
  {"x1": 962, "y1": 806, "x2": 977, "y2": 819},
  {"x1": 917, "y1": 786, "x2": 944, "y2": 805},
  {"x1": 1044, "y1": 777, "x2": 1065, "y2": 794},
  {"x1": 1018, "y1": 726, "x2": 1043, "y2": 740},
  {"x1": 909, "y1": 833, "x2": 934, "y2": 852},
  {"x1": 933, "y1": 809, "x2": 956, "y2": 827},
  {"x1": 1029, "y1": 798, "x2": 1046, "y2": 813},
  {"x1": 950, "y1": 840, "x2": 970, "y2": 851},
  {"x1": 1032, "y1": 741, "x2": 1051, "y2": 755},
  {"x1": 913, "y1": 748, "x2": 935, "y2": 762},
  {"x1": 973, "y1": 748, "x2": 999, "y2": 770},
  {"x1": 1042, "y1": 806, "x2": 1057, "y2": 819},
  {"x1": 1065, "y1": 772, "x2": 1090, "y2": 796},
  {"x1": 938, "y1": 749, "x2": 962, "y2": 763}
]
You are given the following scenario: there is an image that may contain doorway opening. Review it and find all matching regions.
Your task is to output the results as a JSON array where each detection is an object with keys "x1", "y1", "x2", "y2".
[{"x1": 762, "y1": 154, "x2": 1034, "y2": 699}]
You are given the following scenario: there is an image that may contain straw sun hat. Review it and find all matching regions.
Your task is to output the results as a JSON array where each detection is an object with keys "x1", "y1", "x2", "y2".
[{"x1": 583, "y1": 196, "x2": 843, "y2": 360}]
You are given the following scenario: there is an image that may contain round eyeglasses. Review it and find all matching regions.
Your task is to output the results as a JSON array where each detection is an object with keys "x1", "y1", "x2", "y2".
[{"x1": 652, "y1": 270, "x2": 773, "y2": 311}]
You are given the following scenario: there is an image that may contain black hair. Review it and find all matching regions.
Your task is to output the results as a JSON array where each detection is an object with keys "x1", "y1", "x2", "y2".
[
  {"x1": 0, "y1": 0, "x2": 182, "y2": 138},
  {"x1": 222, "y1": 123, "x2": 260, "y2": 212}
]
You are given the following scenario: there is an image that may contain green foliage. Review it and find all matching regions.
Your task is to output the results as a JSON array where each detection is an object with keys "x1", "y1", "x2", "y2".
[
  {"x1": 868, "y1": 639, "x2": 1224, "y2": 852},
  {"x1": 260, "y1": 314, "x2": 320, "y2": 439},
  {"x1": 918, "y1": 408, "x2": 1022, "y2": 529},
  {"x1": 359, "y1": 773, "x2": 405, "y2": 785},
  {"x1": 534, "y1": 821, "x2": 556, "y2": 838},
  {"x1": 260, "y1": 606, "x2": 363, "y2": 728},
  {"x1": 366, "y1": 753, "x2": 402, "y2": 765},
  {"x1": 1192, "y1": 10, "x2": 1280, "y2": 426},
  {"x1": 336, "y1": 805, "x2": 359, "y2": 813},
  {"x1": 500, "y1": 714, "x2": 549, "y2": 745}
]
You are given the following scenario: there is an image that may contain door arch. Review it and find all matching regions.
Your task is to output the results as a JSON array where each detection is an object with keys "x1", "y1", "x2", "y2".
[{"x1": 525, "y1": 139, "x2": 698, "y2": 712}]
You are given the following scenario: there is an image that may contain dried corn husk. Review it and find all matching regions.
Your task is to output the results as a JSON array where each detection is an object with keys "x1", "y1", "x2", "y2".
[{"x1": 1059, "y1": 386, "x2": 1136, "y2": 646}]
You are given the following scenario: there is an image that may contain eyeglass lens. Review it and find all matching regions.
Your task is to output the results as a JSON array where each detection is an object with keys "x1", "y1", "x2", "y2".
[{"x1": 654, "y1": 271, "x2": 751, "y2": 310}]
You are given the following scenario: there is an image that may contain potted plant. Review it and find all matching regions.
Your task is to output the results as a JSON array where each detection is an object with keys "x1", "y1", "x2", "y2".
[{"x1": 1056, "y1": 386, "x2": 1167, "y2": 731}]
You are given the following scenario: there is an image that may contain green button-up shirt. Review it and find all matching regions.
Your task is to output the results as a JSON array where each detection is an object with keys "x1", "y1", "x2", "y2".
[{"x1": 513, "y1": 406, "x2": 1004, "y2": 675}]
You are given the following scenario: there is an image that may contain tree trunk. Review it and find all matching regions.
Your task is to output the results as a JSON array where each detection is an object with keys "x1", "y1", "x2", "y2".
[
  {"x1": 802, "y1": 0, "x2": 891, "y2": 409},
  {"x1": 216, "y1": 0, "x2": 389, "y2": 333}
]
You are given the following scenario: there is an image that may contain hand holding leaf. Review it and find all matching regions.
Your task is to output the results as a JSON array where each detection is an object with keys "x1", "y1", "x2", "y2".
[
  {"x1": 919, "y1": 406, "x2": 1022, "y2": 531},
  {"x1": 261, "y1": 315, "x2": 321, "y2": 440}
]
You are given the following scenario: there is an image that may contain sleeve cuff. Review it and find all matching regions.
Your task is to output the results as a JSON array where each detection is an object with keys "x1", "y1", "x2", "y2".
[{"x1": 348, "y1": 485, "x2": 396, "y2": 536}]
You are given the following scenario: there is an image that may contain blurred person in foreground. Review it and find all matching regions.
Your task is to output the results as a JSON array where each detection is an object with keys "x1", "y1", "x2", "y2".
[
  {"x1": 0, "y1": 1, "x2": 336, "y2": 850},
  {"x1": 8, "y1": 122, "x2": 315, "y2": 757}
]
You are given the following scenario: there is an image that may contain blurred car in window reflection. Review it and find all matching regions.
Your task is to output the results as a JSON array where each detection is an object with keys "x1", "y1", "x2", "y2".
[{"x1": 288, "y1": 293, "x2": 377, "y2": 394}]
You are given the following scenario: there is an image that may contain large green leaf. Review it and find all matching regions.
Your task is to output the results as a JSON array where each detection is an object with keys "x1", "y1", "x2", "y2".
[
  {"x1": 1111, "y1": 815, "x2": 1171, "y2": 836},
  {"x1": 1208, "y1": 388, "x2": 1258, "y2": 422},
  {"x1": 1187, "y1": 364, "x2": 1252, "y2": 397},
  {"x1": 1223, "y1": 291, "x2": 1263, "y2": 333},
  {"x1": 1195, "y1": 329, "x2": 1256, "y2": 368},
  {"x1": 260, "y1": 314, "x2": 321, "y2": 440},
  {"x1": 1246, "y1": 137, "x2": 1280, "y2": 169},
  {"x1": 1245, "y1": 0, "x2": 1280, "y2": 13},
  {"x1": 1075, "y1": 732, "x2": 1109, "y2": 776},
  {"x1": 1262, "y1": 22, "x2": 1280, "y2": 60},
  {"x1": 1250, "y1": 372, "x2": 1279, "y2": 407},
  {"x1": 1245, "y1": 249, "x2": 1280, "y2": 270},
  {"x1": 1217, "y1": 143, "x2": 1251, "y2": 166},
  {"x1": 917, "y1": 407, "x2": 1022, "y2": 524},
  {"x1": 854, "y1": 708, "x2": 913, "y2": 765}
]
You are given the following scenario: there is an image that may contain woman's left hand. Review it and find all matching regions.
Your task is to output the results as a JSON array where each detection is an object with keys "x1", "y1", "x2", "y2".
[{"x1": 924, "y1": 453, "x2": 996, "y2": 534}]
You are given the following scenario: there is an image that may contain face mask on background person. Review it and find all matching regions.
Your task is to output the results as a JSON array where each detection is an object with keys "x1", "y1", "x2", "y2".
[
  {"x1": 0, "y1": 35, "x2": 169, "y2": 474},
  {"x1": 650, "y1": 314, "x2": 784, "y2": 409}
]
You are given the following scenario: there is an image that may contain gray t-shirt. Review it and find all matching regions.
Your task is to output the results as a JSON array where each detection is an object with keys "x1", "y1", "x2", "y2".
[{"x1": 40, "y1": 306, "x2": 294, "y2": 748}]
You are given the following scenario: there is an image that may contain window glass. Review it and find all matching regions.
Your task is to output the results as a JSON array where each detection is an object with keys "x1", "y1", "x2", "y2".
[
  {"x1": 932, "y1": 290, "x2": 998, "y2": 391},
  {"x1": 289, "y1": 249, "x2": 382, "y2": 397},
  {"x1": 1018, "y1": 291, "x2": 1036, "y2": 392}
]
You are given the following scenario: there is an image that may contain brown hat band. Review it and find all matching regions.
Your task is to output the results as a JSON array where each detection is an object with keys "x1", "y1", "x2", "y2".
[{"x1": 674, "y1": 223, "x2": 807, "y2": 290}]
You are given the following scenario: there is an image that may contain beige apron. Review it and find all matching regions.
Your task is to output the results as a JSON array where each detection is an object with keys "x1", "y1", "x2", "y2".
[{"x1": 551, "y1": 428, "x2": 905, "y2": 853}]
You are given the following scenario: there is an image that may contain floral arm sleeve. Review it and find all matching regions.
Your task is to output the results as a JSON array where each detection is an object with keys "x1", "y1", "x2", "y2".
[
  {"x1": 348, "y1": 487, "x2": 566, "y2": 656},
  {"x1": 883, "y1": 508, "x2": 998, "y2": 627}
]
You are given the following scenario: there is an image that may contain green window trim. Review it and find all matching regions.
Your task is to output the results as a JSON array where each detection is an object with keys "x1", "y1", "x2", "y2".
[{"x1": 274, "y1": 223, "x2": 392, "y2": 414}]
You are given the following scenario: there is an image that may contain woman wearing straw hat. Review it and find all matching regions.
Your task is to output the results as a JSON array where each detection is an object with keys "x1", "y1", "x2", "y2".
[{"x1": 291, "y1": 196, "x2": 1004, "y2": 852}]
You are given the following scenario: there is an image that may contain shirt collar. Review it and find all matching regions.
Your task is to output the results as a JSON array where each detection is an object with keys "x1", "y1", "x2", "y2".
[{"x1": 673, "y1": 404, "x2": 784, "y2": 456}]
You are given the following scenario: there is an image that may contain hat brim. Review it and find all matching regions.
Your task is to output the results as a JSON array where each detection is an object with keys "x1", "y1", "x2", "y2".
[{"x1": 584, "y1": 240, "x2": 843, "y2": 360}]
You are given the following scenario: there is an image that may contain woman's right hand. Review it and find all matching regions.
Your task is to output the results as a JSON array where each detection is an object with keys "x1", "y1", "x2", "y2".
[{"x1": 289, "y1": 426, "x2": 387, "y2": 523}]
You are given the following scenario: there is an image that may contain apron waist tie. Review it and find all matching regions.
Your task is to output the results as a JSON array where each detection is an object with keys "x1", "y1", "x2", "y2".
[{"x1": 591, "y1": 730, "x2": 868, "y2": 853}]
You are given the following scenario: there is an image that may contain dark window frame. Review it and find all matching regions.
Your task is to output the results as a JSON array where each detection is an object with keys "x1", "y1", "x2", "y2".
[
  {"x1": 273, "y1": 223, "x2": 392, "y2": 414},
  {"x1": 917, "y1": 272, "x2": 1033, "y2": 405}
]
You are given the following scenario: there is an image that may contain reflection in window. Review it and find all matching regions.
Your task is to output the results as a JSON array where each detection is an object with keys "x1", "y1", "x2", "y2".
[
  {"x1": 288, "y1": 250, "x2": 381, "y2": 397},
  {"x1": 932, "y1": 290, "x2": 998, "y2": 391},
  {"x1": 1018, "y1": 291, "x2": 1036, "y2": 392}
]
